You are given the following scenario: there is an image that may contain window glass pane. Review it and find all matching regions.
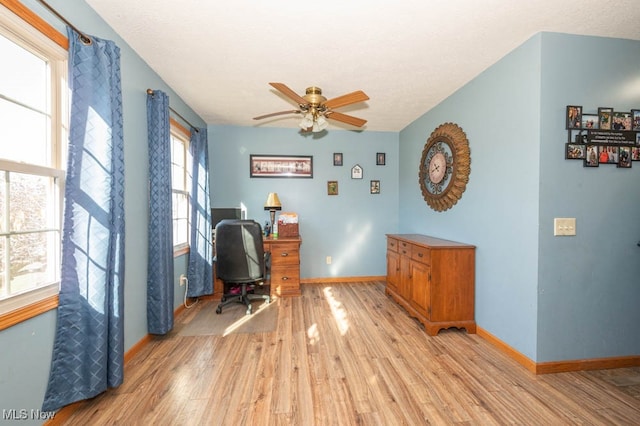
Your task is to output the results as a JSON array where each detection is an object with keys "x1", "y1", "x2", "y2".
[
  {"x1": 0, "y1": 172, "x2": 5, "y2": 233},
  {"x1": 9, "y1": 173, "x2": 51, "y2": 232},
  {"x1": 0, "y1": 33, "x2": 48, "y2": 112},
  {"x1": 9, "y1": 231, "x2": 57, "y2": 295},
  {"x1": 172, "y1": 192, "x2": 188, "y2": 246},
  {"x1": 171, "y1": 162, "x2": 183, "y2": 191},
  {"x1": 174, "y1": 218, "x2": 188, "y2": 247},
  {"x1": 172, "y1": 137, "x2": 184, "y2": 167},
  {"x1": 170, "y1": 128, "x2": 189, "y2": 249},
  {"x1": 0, "y1": 237, "x2": 5, "y2": 296},
  {"x1": 0, "y1": 97, "x2": 50, "y2": 165},
  {"x1": 171, "y1": 136, "x2": 185, "y2": 190}
]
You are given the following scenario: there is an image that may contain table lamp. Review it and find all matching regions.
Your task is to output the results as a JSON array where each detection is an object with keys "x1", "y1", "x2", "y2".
[{"x1": 264, "y1": 192, "x2": 282, "y2": 232}]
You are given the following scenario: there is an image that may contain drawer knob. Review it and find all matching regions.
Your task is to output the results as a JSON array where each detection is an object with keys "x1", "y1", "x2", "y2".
[
  {"x1": 418, "y1": 253, "x2": 423, "y2": 257},
  {"x1": 281, "y1": 252, "x2": 289, "y2": 257},
  {"x1": 282, "y1": 276, "x2": 289, "y2": 281}
]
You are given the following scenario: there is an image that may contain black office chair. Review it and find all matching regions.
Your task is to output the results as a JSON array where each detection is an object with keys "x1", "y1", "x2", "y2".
[{"x1": 214, "y1": 219, "x2": 270, "y2": 315}]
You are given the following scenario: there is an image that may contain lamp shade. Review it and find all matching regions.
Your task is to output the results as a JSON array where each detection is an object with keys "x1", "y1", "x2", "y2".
[{"x1": 264, "y1": 192, "x2": 282, "y2": 210}]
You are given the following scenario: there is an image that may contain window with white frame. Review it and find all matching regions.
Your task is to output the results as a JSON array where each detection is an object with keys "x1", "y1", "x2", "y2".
[
  {"x1": 170, "y1": 121, "x2": 191, "y2": 252},
  {"x1": 0, "y1": 7, "x2": 67, "y2": 317}
]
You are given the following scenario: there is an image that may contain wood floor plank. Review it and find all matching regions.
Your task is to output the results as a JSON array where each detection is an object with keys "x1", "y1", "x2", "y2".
[{"x1": 60, "y1": 282, "x2": 640, "y2": 425}]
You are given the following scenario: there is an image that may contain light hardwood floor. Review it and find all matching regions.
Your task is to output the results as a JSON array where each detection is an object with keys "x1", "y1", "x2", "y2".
[{"x1": 61, "y1": 282, "x2": 640, "y2": 425}]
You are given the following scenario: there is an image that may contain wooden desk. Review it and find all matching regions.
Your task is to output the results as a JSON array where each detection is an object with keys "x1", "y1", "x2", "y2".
[{"x1": 213, "y1": 234, "x2": 302, "y2": 298}]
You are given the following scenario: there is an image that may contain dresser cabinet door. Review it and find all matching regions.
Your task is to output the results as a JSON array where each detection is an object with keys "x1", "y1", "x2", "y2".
[
  {"x1": 386, "y1": 250, "x2": 400, "y2": 293},
  {"x1": 397, "y1": 242, "x2": 412, "y2": 300},
  {"x1": 398, "y1": 255, "x2": 413, "y2": 301},
  {"x1": 410, "y1": 261, "x2": 431, "y2": 319}
]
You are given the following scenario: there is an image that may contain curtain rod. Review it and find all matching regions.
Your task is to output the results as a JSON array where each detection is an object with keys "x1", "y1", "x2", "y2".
[
  {"x1": 36, "y1": 0, "x2": 92, "y2": 45},
  {"x1": 146, "y1": 89, "x2": 200, "y2": 133}
]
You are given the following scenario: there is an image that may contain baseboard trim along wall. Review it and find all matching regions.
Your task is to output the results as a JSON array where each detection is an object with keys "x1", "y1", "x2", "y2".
[
  {"x1": 301, "y1": 276, "x2": 386, "y2": 284},
  {"x1": 476, "y1": 326, "x2": 640, "y2": 374}
]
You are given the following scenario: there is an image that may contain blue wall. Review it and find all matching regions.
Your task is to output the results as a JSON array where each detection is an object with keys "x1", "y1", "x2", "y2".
[
  {"x1": 0, "y1": 0, "x2": 205, "y2": 421},
  {"x1": 399, "y1": 35, "x2": 543, "y2": 359},
  {"x1": 209, "y1": 125, "x2": 399, "y2": 279},
  {"x1": 537, "y1": 33, "x2": 640, "y2": 361},
  {"x1": 399, "y1": 32, "x2": 640, "y2": 362}
]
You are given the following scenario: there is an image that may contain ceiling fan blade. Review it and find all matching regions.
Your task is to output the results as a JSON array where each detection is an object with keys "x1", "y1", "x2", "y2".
[
  {"x1": 269, "y1": 82, "x2": 308, "y2": 106},
  {"x1": 323, "y1": 90, "x2": 369, "y2": 110},
  {"x1": 326, "y1": 111, "x2": 367, "y2": 127},
  {"x1": 253, "y1": 110, "x2": 301, "y2": 120}
]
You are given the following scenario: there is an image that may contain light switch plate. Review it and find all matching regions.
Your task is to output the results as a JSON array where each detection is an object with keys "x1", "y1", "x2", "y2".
[{"x1": 554, "y1": 218, "x2": 576, "y2": 236}]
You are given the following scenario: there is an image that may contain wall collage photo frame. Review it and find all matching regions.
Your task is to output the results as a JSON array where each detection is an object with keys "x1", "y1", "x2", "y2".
[{"x1": 565, "y1": 105, "x2": 640, "y2": 168}]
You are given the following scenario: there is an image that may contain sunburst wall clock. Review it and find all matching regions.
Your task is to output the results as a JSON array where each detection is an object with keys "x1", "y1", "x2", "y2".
[{"x1": 419, "y1": 122, "x2": 471, "y2": 212}]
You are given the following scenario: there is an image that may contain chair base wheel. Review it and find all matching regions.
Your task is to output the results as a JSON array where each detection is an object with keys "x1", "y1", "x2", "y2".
[{"x1": 216, "y1": 306, "x2": 222, "y2": 314}]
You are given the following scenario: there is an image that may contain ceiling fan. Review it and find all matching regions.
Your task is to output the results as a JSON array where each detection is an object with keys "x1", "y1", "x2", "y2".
[{"x1": 253, "y1": 83, "x2": 369, "y2": 132}]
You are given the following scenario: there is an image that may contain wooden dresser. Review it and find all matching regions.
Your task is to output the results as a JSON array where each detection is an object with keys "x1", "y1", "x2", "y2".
[
  {"x1": 386, "y1": 234, "x2": 476, "y2": 335},
  {"x1": 213, "y1": 235, "x2": 302, "y2": 298}
]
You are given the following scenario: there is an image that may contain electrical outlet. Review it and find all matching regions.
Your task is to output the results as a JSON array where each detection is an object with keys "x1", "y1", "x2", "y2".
[
  {"x1": 179, "y1": 274, "x2": 187, "y2": 286},
  {"x1": 326, "y1": 256, "x2": 332, "y2": 265}
]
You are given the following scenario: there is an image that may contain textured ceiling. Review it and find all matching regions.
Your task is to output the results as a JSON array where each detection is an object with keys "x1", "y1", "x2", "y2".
[{"x1": 85, "y1": 0, "x2": 640, "y2": 132}]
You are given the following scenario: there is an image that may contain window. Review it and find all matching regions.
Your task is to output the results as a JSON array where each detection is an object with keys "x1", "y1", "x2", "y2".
[
  {"x1": 170, "y1": 119, "x2": 191, "y2": 255},
  {"x1": 0, "y1": 2, "x2": 67, "y2": 326}
]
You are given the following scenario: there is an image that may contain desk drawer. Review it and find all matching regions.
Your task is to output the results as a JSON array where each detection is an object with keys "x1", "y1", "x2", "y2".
[
  {"x1": 270, "y1": 243, "x2": 300, "y2": 265},
  {"x1": 411, "y1": 246, "x2": 430, "y2": 264},
  {"x1": 271, "y1": 265, "x2": 300, "y2": 291}
]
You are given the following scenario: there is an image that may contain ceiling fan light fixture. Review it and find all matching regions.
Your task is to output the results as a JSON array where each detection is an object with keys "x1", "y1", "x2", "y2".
[
  {"x1": 299, "y1": 112, "x2": 314, "y2": 130},
  {"x1": 315, "y1": 115, "x2": 328, "y2": 132}
]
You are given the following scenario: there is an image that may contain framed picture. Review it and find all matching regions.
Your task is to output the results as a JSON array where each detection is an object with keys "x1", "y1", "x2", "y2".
[
  {"x1": 573, "y1": 131, "x2": 588, "y2": 144},
  {"x1": 598, "y1": 107, "x2": 613, "y2": 130},
  {"x1": 250, "y1": 155, "x2": 313, "y2": 178},
  {"x1": 598, "y1": 145, "x2": 618, "y2": 164},
  {"x1": 376, "y1": 152, "x2": 386, "y2": 165},
  {"x1": 566, "y1": 143, "x2": 585, "y2": 160},
  {"x1": 632, "y1": 109, "x2": 640, "y2": 131},
  {"x1": 370, "y1": 180, "x2": 380, "y2": 194},
  {"x1": 612, "y1": 111, "x2": 631, "y2": 130},
  {"x1": 333, "y1": 152, "x2": 343, "y2": 166},
  {"x1": 351, "y1": 164, "x2": 363, "y2": 179},
  {"x1": 566, "y1": 105, "x2": 582, "y2": 129},
  {"x1": 327, "y1": 180, "x2": 338, "y2": 195},
  {"x1": 581, "y1": 114, "x2": 598, "y2": 130},
  {"x1": 584, "y1": 145, "x2": 599, "y2": 167},
  {"x1": 618, "y1": 146, "x2": 632, "y2": 168},
  {"x1": 631, "y1": 147, "x2": 640, "y2": 161}
]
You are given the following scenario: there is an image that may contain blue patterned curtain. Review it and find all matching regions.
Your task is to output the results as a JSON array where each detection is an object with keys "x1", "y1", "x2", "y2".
[
  {"x1": 43, "y1": 28, "x2": 125, "y2": 412},
  {"x1": 186, "y1": 128, "x2": 212, "y2": 297},
  {"x1": 146, "y1": 90, "x2": 174, "y2": 334}
]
